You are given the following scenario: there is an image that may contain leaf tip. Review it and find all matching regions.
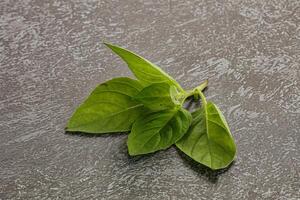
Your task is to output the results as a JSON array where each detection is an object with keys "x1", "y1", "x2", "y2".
[
  {"x1": 127, "y1": 146, "x2": 137, "y2": 156},
  {"x1": 204, "y1": 79, "x2": 209, "y2": 85},
  {"x1": 103, "y1": 42, "x2": 122, "y2": 50},
  {"x1": 65, "y1": 126, "x2": 73, "y2": 132},
  {"x1": 103, "y1": 42, "x2": 113, "y2": 49},
  {"x1": 103, "y1": 41, "x2": 110, "y2": 46}
]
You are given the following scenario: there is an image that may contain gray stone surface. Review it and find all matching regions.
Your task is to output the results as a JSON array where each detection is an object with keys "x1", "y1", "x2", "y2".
[{"x1": 0, "y1": 0, "x2": 299, "y2": 199}]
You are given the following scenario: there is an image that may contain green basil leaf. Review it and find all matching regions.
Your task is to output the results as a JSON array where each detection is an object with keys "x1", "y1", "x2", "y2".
[
  {"x1": 66, "y1": 77, "x2": 144, "y2": 133},
  {"x1": 104, "y1": 43, "x2": 183, "y2": 92},
  {"x1": 133, "y1": 83, "x2": 181, "y2": 111},
  {"x1": 176, "y1": 101, "x2": 236, "y2": 170},
  {"x1": 127, "y1": 108, "x2": 192, "y2": 155}
]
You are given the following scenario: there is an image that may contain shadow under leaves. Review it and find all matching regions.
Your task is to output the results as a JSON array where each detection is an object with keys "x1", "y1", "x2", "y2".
[
  {"x1": 65, "y1": 130, "x2": 128, "y2": 138},
  {"x1": 176, "y1": 148, "x2": 234, "y2": 183}
]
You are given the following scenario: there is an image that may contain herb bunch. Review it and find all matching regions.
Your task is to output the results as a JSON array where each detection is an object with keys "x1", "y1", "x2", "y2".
[{"x1": 66, "y1": 43, "x2": 236, "y2": 170}]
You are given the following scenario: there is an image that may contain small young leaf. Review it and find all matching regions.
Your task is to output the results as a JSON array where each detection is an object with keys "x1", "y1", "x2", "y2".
[
  {"x1": 176, "y1": 99, "x2": 236, "y2": 170},
  {"x1": 104, "y1": 43, "x2": 183, "y2": 92},
  {"x1": 133, "y1": 83, "x2": 181, "y2": 111},
  {"x1": 66, "y1": 77, "x2": 144, "y2": 133},
  {"x1": 127, "y1": 108, "x2": 192, "y2": 155}
]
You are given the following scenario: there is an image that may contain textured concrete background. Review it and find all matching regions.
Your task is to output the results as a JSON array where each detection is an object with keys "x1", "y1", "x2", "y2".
[{"x1": 0, "y1": 0, "x2": 299, "y2": 199}]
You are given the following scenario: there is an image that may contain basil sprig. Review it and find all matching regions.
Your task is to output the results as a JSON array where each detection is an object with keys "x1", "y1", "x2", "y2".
[{"x1": 66, "y1": 43, "x2": 236, "y2": 170}]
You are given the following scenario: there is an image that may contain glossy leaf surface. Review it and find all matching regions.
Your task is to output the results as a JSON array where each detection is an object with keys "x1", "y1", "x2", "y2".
[
  {"x1": 176, "y1": 101, "x2": 236, "y2": 170},
  {"x1": 133, "y1": 83, "x2": 180, "y2": 111},
  {"x1": 127, "y1": 108, "x2": 192, "y2": 155},
  {"x1": 66, "y1": 77, "x2": 144, "y2": 133}
]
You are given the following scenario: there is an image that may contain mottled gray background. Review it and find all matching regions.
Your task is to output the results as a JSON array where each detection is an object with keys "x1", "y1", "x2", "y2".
[{"x1": 0, "y1": 0, "x2": 299, "y2": 199}]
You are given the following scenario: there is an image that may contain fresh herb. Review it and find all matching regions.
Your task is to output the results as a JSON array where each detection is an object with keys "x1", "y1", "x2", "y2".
[
  {"x1": 133, "y1": 83, "x2": 181, "y2": 111},
  {"x1": 66, "y1": 43, "x2": 236, "y2": 170},
  {"x1": 66, "y1": 77, "x2": 144, "y2": 133},
  {"x1": 127, "y1": 108, "x2": 192, "y2": 155},
  {"x1": 176, "y1": 92, "x2": 236, "y2": 170}
]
